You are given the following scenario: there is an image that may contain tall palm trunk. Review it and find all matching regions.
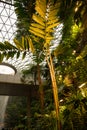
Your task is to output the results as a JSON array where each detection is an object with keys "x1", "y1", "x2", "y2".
[{"x1": 46, "y1": 54, "x2": 60, "y2": 130}]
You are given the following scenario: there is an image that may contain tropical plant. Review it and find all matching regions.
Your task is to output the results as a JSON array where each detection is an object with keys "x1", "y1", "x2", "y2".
[{"x1": 28, "y1": 0, "x2": 61, "y2": 129}]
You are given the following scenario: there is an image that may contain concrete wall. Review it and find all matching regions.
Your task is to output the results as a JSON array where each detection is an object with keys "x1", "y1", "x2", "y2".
[
  {"x1": 0, "y1": 74, "x2": 38, "y2": 96},
  {"x1": 0, "y1": 73, "x2": 21, "y2": 84}
]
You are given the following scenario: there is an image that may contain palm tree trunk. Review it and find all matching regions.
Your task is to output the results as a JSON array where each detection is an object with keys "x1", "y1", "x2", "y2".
[{"x1": 46, "y1": 54, "x2": 60, "y2": 130}]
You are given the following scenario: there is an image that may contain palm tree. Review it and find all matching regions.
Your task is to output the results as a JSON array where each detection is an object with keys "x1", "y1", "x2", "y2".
[{"x1": 26, "y1": 0, "x2": 61, "y2": 129}]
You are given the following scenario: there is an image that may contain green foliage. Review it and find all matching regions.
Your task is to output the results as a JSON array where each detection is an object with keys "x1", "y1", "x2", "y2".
[
  {"x1": 0, "y1": 41, "x2": 18, "y2": 62},
  {"x1": 61, "y1": 92, "x2": 87, "y2": 130},
  {"x1": 5, "y1": 96, "x2": 28, "y2": 129},
  {"x1": 14, "y1": 0, "x2": 35, "y2": 38}
]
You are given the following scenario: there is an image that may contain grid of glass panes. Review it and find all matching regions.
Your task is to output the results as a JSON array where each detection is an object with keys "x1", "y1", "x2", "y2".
[{"x1": 0, "y1": 0, "x2": 17, "y2": 42}]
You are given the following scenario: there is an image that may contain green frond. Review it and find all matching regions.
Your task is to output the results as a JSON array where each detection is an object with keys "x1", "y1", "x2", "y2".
[
  {"x1": 0, "y1": 42, "x2": 6, "y2": 51},
  {"x1": 80, "y1": 45, "x2": 87, "y2": 58},
  {"x1": 6, "y1": 51, "x2": 16, "y2": 60},
  {"x1": 16, "y1": 51, "x2": 20, "y2": 59},
  {"x1": 4, "y1": 41, "x2": 17, "y2": 50}
]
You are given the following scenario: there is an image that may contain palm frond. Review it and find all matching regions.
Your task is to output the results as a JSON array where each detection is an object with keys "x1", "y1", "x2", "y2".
[{"x1": 29, "y1": 0, "x2": 60, "y2": 49}]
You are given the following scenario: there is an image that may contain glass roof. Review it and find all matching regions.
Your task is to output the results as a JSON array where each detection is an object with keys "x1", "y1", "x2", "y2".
[
  {"x1": 0, "y1": 0, "x2": 33, "y2": 73},
  {"x1": 0, "y1": 0, "x2": 16, "y2": 42}
]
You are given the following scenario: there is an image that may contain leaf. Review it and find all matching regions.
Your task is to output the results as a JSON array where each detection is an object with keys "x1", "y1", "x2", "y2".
[
  {"x1": 0, "y1": 53, "x2": 4, "y2": 62},
  {"x1": 46, "y1": 36, "x2": 53, "y2": 41},
  {"x1": 22, "y1": 51, "x2": 26, "y2": 59},
  {"x1": 31, "y1": 35, "x2": 40, "y2": 43},
  {"x1": 0, "y1": 42, "x2": 6, "y2": 51},
  {"x1": 47, "y1": 19, "x2": 59, "y2": 25},
  {"x1": 32, "y1": 14, "x2": 45, "y2": 26},
  {"x1": 49, "y1": 9, "x2": 58, "y2": 17},
  {"x1": 25, "y1": 37, "x2": 29, "y2": 51},
  {"x1": 14, "y1": 39, "x2": 23, "y2": 50},
  {"x1": 29, "y1": 29, "x2": 44, "y2": 39},
  {"x1": 35, "y1": 6, "x2": 45, "y2": 19},
  {"x1": 22, "y1": 36, "x2": 25, "y2": 49},
  {"x1": 6, "y1": 51, "x2": 16, "y2": 60},
  {"x1": 30, "y1": 26, "x2": 45, "y2": 35},
  {"x1": 31, "y1": 23, "x2": 44, "y2": 29},
  {"x1": 48, "y1": 16, "x2": 58, "y2": 21},
  {"x1": 16, "y1": 51, "x2": 20, "y2": 59},
  {"x1": 36, "y1": 0, "x2": 46, "y2": 13},
  {"x1": 27, "y1": 37, "x2": 35, "y2": 53},
  {"x1": 46, "y1": 23, "x2": 58, "y2": 31},
  {"x1": 4, "y1": 41, "x2": 17, "y2": 50}
]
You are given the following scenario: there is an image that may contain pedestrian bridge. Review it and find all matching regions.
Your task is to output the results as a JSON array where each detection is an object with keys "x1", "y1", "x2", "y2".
[{"x1": 0, "y1": 74, "x2": 38, "y2": 96}]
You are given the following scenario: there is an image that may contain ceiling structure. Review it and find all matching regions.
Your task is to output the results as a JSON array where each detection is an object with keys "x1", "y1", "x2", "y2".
[
  {"x1": 0, "y1": 0, "x2": 16, "y2": 42},
  {"x1": 0, "y1": 0, "x2": 34, "y2": 73}
]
